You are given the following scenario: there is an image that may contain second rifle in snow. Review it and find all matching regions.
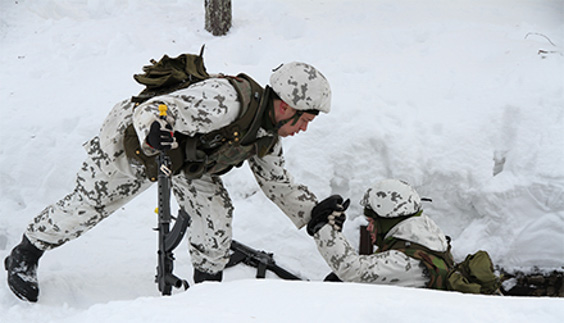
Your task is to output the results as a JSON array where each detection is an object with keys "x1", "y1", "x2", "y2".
[{"x1": 227, "y1": 240, "x2": 304, "y2": 280}]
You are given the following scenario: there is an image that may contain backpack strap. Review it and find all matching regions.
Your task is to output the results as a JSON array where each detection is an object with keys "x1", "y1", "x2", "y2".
[
  {"x1": 380, "y1": 238, "x2": 455, "y2": 290},
  {"x1": 215, "y1": 74, "x2": 265, "y2": 145},
  {"x1": 197, "y1": 74, "x2": 274, "y2": 150}
]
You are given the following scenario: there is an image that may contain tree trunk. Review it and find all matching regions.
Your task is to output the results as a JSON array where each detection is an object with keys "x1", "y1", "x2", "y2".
[{"x1": 205, "y1": 0, "x2": 232, "y2": 36}]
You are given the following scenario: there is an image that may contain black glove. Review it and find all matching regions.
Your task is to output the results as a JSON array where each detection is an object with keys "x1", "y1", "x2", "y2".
[
  {"x1": 328, "y1": 212, "x2": 346, "y2": 231},
  {"x1": 146, "y1": 119, "x2": 178, "y2": 151},
  {"x1": 307, "y1": 195, "x2": 350, "y2": 236}
]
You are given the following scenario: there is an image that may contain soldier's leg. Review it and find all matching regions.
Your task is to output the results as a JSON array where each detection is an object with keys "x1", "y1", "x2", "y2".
[
  {"x1": 171, "y1": 173, "x2": 234, "y2": 279},
  {"x1": 25, "y1": 156, "x2": 152, "y2": 250},
  {"x1": 6, "y1": 155, "x2": 151, "y2": 301}
]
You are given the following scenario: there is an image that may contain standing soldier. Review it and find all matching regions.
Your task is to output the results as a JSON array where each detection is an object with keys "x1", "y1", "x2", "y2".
[{"x1": 5, "y1": 61, "x2": 343, "y2": 302}]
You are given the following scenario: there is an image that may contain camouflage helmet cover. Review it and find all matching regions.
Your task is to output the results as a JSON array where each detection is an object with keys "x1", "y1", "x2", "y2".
[
  {"x1": 360, "y1": 179, "x2": 422, "y2": 218},
  {"x1": 269, "y1": 62, "x2": 331, "y2": 113}
]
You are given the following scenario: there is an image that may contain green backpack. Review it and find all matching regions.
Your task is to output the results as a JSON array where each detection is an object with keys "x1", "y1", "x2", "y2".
[
  {"x1": 381, "y1": 238, "x2": 501, "y2": 294},
  {"x1": 131, "y1": 45, "x2": 210, "y2": 104},
  {"x1": 447, "y1": 250, "x2": 502, "y2": 294}
]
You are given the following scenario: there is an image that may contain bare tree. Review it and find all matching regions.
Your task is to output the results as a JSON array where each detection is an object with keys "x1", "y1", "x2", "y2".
[{"x1": 205, "y1": 0, "x2": 232, "y2": 36}]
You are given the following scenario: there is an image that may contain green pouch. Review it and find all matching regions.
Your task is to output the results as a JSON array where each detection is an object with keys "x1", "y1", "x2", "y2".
[{"x1": 447, "y1": 250, "x2": 501, "y2": 294}]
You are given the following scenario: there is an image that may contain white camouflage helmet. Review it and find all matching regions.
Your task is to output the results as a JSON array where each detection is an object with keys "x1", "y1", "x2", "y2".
[
  {"x1": 269, "y1": 62, "x2": 331, "y2": 113},
  {"x1": 360, "y1": 179, "x2": 422, "y2": 218}
]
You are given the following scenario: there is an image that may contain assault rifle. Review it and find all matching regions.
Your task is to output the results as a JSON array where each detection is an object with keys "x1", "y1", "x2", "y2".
[
  {"x1": 227, "y1": 240, "x2": 304, "y2": 280},
  {"x1": 155, "y1": 105, "x2": 189, "y2": 295}
]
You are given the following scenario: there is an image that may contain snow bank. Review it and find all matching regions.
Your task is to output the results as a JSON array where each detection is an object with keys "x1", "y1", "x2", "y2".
[{"x1": 0, "y1": 0, "x2": 563, "y2": 321}]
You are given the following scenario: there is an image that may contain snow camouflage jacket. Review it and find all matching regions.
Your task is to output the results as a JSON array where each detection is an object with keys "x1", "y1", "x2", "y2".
[
  {"x1": 314, "y1": 213, "x2": 450, "y2": 287},
  {"x1": 82, "y1": 77, "x2": 317, "y2": 229}
]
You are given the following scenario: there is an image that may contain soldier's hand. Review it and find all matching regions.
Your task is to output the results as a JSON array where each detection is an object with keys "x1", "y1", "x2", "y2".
[
  {"x1": 307, "y1": 195, "x2": 350, "y2": 236},
  {"x1": 146, "y1": 119, "x2": 178, "y2": 151}
]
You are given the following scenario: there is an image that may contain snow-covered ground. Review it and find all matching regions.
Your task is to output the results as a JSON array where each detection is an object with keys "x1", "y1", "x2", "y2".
[{"x1": 1, "y1": 0, "x2": 563, "y2": 322}]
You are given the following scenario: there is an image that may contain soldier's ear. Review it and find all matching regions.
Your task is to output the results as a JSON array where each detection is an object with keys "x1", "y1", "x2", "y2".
[
  {"x1": 274, "y1": 99, "x2": 289, "y2": 118},
  {"x1": 279, "y1": 100, "x2": 289, "y2": 112}
]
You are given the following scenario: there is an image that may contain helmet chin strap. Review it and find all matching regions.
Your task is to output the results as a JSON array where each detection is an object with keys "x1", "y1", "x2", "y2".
[
  {"x1": 273, "y1": 103, "x2": 319, "y2": 130},
  {"x1": 275, "y1": 110, "x2": 304, "y2": 130}
]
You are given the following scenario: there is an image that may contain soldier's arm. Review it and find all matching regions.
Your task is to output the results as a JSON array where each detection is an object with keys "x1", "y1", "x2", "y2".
[
  {"x1": 249, "y1": 141, "x2": 318, "y2": 229},
  {"x1": 314, "y1": 225, "x2": 429, "y2": 287}
]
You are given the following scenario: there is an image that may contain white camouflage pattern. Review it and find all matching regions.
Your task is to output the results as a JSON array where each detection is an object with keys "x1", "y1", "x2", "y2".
[
  {"x1": 25, "y1": 77, "x2": 318, "y2": 274},
  {"x1": 269, "y1": 62, "x2": 331, "y2": 113},
  {"x1": 360, "y1": 179, "x2": 422, "y2": 218},
  {"x1": 314, "y1": 213, "x2": 449, "y2": 287}
]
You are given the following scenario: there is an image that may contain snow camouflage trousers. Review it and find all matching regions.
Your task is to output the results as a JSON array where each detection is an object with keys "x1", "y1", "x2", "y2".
[{"x1": 26, "y1": 148, "x2": 235, "y2": 274}]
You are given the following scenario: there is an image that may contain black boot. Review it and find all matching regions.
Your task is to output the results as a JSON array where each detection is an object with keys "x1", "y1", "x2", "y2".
[
  {"x1": 4, "y1": 235, "x2": 44, "y2": 302},
  {"x1": 193, "y1": 268, "x2": 223, "y2": 283},
  {"x1": 323, "y1": 272, "x2": 343, "y2": 282}
]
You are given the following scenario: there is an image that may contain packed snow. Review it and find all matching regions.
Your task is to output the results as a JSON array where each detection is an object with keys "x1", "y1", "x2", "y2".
[{"x1": 1, "y1": 0, "x2": 563, "y2": 322}]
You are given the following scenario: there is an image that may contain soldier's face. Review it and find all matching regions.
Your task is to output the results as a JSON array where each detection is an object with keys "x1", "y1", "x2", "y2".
[{"x1": 275, "y1": 101, "x2": 316, "y2": 137}]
